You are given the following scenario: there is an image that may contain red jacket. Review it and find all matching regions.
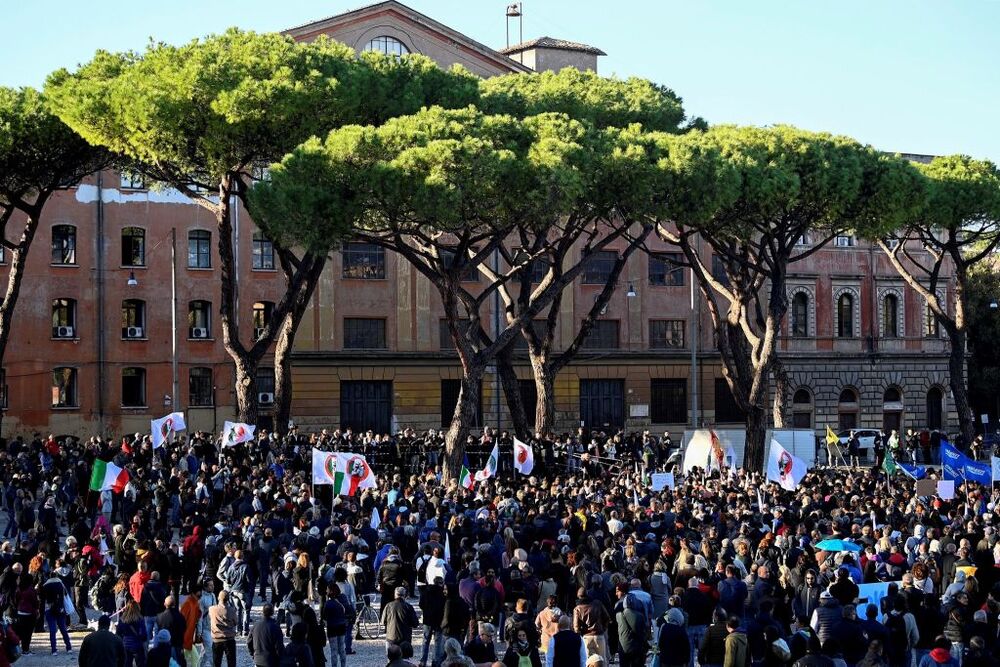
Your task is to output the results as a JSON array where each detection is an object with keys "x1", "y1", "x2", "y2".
[{"x1": 129, "y1": 571, "x2": 151, "y2": 603}]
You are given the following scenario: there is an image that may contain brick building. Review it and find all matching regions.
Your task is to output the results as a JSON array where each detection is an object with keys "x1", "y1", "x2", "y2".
[{"x1": 0, "y1": 1, "x2": 956, "y2": 439}]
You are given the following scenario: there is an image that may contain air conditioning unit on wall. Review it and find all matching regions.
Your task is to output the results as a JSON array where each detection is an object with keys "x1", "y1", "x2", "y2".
[
  {"x1": 56, "y1": 326, "x2": 74, "y2": 338},
  {"x1": 191, "y1": 327, "x2": 209, "y2": 339},
  {"x1": 126, "y1": 326, "x2": 144, "y2": 339},
  {"x1": 259, "y1": 392, "x2": 274, "y2": 404}
]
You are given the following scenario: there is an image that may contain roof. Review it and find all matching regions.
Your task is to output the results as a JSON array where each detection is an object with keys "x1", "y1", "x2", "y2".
[
  {"x1": 283, "y1": 0, "x2": 531, "y2": 74},
  {"x1": 499, "y1": 36, "x2": 607, "y2": 56}
]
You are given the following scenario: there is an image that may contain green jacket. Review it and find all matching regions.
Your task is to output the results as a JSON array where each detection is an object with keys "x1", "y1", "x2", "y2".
[
  {"x1": 723, "y1": 631, "x2": 749, "y2": 667},
  {"x1": 616, "y1": 607, "x2": 648, "y2": 655}
]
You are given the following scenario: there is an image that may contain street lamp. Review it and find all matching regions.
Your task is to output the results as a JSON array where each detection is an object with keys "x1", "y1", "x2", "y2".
[
  {"x1": 126, "y1": 228, "x2": 179, "y2": 410},
  {"x1": 626, "y1": 283, "x2": 637, "y2": 298},
  {"x1": 990, "y1": 300, "x2": 998, "y2": 310}
]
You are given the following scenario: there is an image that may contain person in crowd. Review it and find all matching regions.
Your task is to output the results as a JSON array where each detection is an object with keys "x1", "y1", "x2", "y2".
[
  {"x1": 209, "y1": 590, "x2": 238, "y2": 667},
  {"x1": 248, "y1": 603, "x2": 284, "y2": 667},
  {"x1": 79, "y1": 614, "x2": 125, "y2": 667}
]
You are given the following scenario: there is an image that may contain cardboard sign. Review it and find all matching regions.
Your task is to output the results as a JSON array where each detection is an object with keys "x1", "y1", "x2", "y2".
[
  {"x1": 650, "y1": 472, "x2": 675, "y2": 491},
  {"x1": 915, "y1": 479, "x2": 937, "y2": 496}
]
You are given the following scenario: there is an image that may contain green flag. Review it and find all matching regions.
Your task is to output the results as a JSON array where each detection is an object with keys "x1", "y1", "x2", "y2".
[{"x1": 883, "y1": 448, "x2": 898, "y2": 476}]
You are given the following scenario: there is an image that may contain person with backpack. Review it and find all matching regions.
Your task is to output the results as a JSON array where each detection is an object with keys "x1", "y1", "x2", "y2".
[
  {"x1": 719, "y1": 565, "x2": 748, "y2": 619},
  {"x1": 40, "y1": 571, "x2": 72, "y2": 655},
  {"x1": 883, "y1": 597, "x2": 919, "y2": 667}
]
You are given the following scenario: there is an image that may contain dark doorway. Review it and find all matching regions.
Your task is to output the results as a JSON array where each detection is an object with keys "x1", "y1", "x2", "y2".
[{"x1": 340, "y1": 380, "x2": 392, "y2": 434}]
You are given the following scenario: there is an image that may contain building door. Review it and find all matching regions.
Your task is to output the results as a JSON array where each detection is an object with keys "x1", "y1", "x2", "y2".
[
  {"x1": 340, "y1": 380, "x2": 392, "y2": 434},
  {"x1": 579, "y1": 379, "x2": 624, "y2": 428}
]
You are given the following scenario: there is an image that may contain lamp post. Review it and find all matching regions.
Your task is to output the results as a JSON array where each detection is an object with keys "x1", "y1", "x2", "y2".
[{"x1": 128, "y1": 227, "x2": 179, "y2": 410}]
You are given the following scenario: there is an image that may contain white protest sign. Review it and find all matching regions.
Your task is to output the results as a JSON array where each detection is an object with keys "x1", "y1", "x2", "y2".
[{"x1": 650, "y1": 472, "x2": 675, "y2": 491}]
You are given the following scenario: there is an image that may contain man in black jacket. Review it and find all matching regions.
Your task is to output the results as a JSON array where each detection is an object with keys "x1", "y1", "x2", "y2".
[
  {"x1": 419, "y1": 577, "x2": 446, "y2": 667},
  {"x1": 154, "y1": 595, "x2": 187, "y2": 667},
  {"x1": 247, "y1": 603, "x2": 284, "y2": 667},
  {"x1": 79, "y1": 614, "x2": 125, "y2": 667}
]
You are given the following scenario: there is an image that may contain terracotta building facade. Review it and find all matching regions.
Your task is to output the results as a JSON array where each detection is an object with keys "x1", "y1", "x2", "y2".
[{"x1": 0, "y1": 1, "x2": 956, "y2": 439}]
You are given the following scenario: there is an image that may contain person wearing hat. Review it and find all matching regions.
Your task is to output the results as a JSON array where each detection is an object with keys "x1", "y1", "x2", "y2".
[
  {"x1": 809, "y1": 590, "x2": 842, "y2": 646},
  {"x1": 79, "y1": 614, "x2": 124, "y2": 667},
  {"x1": 148, "y1": 629, "x2": 174, "y2": 667},
  {"x1": 382, "y1": 586, "x2": 419, "y2": 650},
  {"x1": 654, "y1": 608, "x2": 689, "y2": 667}
]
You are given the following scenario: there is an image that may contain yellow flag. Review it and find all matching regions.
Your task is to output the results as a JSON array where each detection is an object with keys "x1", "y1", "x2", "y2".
[{"x1": 826, "y1": 425, "x2": 839, "y2": 446}]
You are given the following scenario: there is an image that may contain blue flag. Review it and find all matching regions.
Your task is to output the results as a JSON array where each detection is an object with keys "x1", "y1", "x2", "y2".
[{"x1": 942, "y1": 441, "x2": 992, "y2": 485}]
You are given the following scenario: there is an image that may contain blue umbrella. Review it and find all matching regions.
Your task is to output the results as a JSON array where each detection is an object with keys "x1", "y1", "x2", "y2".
[{"x1": 814, "y1": 539, "x2": 863, "y2": 553}]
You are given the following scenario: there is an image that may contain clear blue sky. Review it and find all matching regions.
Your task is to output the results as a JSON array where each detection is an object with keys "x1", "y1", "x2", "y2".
[{"x1": 4, "y1": 0, "x2": 999, "y2": 161}]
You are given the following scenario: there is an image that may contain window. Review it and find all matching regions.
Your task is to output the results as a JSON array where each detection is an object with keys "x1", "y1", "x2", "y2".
[
  {"x1": 883, "y1": 387, "x2": 903, "y2": 433},
  {"x1": 795, "y1": 233, "x2": 812, "y2": 247},
  {"x1": 882, "y1": 294, "x2": 900, "y2": 338},
  {"x1": 512, "y1": 320, "x2": 549, "y2": 351},
  {"x1": 342, "y1": 243, "x2": 386, "y2": 279},
  {"x1": 650, "y1": 379, "x2": 686, "y2": 423},
  {"x1": 121, "y1": 227, "x2": 145, "y2": 266},
  {"x1": 344, "y1": 318, "x2": 386, "y2": 349},
  {"x1": 648, "y1": 253, "x2": 684, "y2": 287},
  {"x1": 581, "y1": 251, "x2": 618, "y2": 284},
  {"x1": 440, "y1": 379, "x2": 483, "y2": 428},
  {"x1": 792, "y1": 388, "x2": 813, "y2": 429},
  {"x1": 121, "y1": 367, "x2": 146, "y2": 407},
  {"x1": 52, "y1": 367, "x2": 78, "y2": 408},
  {"x1": 256, "y1": 367, "x2": 275, "y2": 403},
  {"x1": 837, "y1": 293, "x2": 855, "y2": 338},
  {"x1": 188, "y1": 300, "x2": 211, "y2": 338},
  {"x1": 927, "y1": 387, "x2": 943, "y2": 430},
  {"x1": 791, "y1": 292, "x2": 809, "y2": 337},
  {"x1": 120, "y1": 171, "x2": 145, "y2": 189},
  {"x1": 714, "y1": 378, "x2": 746, "y2": 423},
  {"x1": 925, "y1": 305, "x2": 940, "y2": 337},
  {"x1": 52, "y1": 298, "x2": 76, "y2": 338},
  {"x1": 189, "y1": 367, "x2": 213, "y2": 407},
  {"x1": 364, "y1": 35, "x2": 410, "y2": 56},
  {"x1": 834, "y1": 235, "x2": 857, "y2": 247},
  {"x1": 581, "y1": 320, "x2": 619, "y2": 349},
  {"x1": 838, "y1": 387, "x2": 859, "y2": 431},
  {"x1": 711, "y1": 255, "x2": 730, "y2": 287},
  {"x1": 51, "y1": 225, "x2": 76, "y2": 265},
  {"x1": 440, "y1": 248, "x2": 480, "y2": 282},
  {"x1": 649, "y1": 320, "x2": 685, "y2": 349},
  {"x1": 187, "y1": 230, "x2": 211, "y2": 268},
  {"x1": 252, "y1": 301, "x2": 274, "y2": 339},
  {"x1": 439, "y1": 319, "x2": 475, "y2": 351},
  {"x1": 251, "y1": 232, "x2": 275, "y2": 270},
  {"x1": 121, "y1": 299, "x2": 146, "y2": 338},
  {"x1": 525, "y1": 257, "x2": 550, "y2": 284}
]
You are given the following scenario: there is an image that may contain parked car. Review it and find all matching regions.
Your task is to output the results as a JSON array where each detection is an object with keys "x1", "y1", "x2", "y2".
[{"x1": 837, "y1": 428, "x2": 883, "y2": 461}]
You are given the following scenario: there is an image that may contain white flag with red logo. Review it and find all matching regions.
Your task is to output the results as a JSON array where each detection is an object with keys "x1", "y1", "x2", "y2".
[
  {"x1": 513, "y1": 437, "x2": 534, "y2": 475},
  {"x1": 222, "y1": 421, "x2": 255, "y2": 447},
  {"x1": 151, "y1": 412, "x2": 186, "y2": 449}
]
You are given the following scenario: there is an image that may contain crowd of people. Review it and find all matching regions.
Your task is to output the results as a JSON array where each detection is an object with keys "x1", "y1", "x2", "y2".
[{"x1": 0, "y1": 424, "x2": 996, "y2": 667}]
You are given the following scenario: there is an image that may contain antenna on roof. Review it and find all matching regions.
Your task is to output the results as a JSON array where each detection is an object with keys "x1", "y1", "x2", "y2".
[{"x1": 506, "y1": 2, "x2": 523, "y2": 62}]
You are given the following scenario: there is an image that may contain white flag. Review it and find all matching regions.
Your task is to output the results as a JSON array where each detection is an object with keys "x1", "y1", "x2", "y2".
[
  {"x1": 475, "y1": 442, "x2": 500, "y2": 482},
  {"x1": 513, "y1": 437, "x2": 534, "y2": 475},
  {"x1": 766, "y1": 439, "x2": 807, "y2": 491},
  {"x1": 370, "y1": 506, "x2": 380, "y2": 531},
  {"x1": 992, "y1": 456, "x2": 1000, "y2": 484},
  {"x1": 222, "y1": 421, "x2": 255, "y2": 447},
  {"x1": 444, "y1": 533, "x2": 451, "y2": 562},
  {"x1": 151, "y1": 412, "x2": 186, "y2": 448}
]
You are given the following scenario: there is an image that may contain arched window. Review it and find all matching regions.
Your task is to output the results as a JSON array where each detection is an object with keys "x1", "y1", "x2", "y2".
[
  {"x1": 837, "y1": 293, "x2": 855, "y2": 338},
  {"x1": 364, "y1": 36, "x2": 410, "y2": 56},
  {"x1": 121, "y1": 227, "x2": 145, "y2": 266},
  {"x1": 883, "y1": 387, "x2": 903, "y2": 433},
  {"x1": 882, "y1": 294, "x2": 899, "y2": 338},
  {"x1": 838, "y1": 387, "x2": 859, "y2": 430},
  {"x1": 927, "y1": 387, "x2": 943, "y2": 430},
  {"x1": 791, "y1": 292, "x2": 809, "y2": 337},
  {"x1": 792, "y1": 388, "x2": 813, "y2": 429}
]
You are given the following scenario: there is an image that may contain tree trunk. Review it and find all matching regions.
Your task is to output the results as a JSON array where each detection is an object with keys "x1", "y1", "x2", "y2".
[
  {"x1": 745, "y1": 404, "x2": 768, "y2": 474},
  {"x1": 772, "y1": 358, "x2": 788, "y2": 428},
  {"x1": 496, "y1": 347, "x2": 530, "y2": 440},
  {"x1": 949, "y1": 328, "x2": 975, "y2": 444},
  {"x1": 0, "y1": 215, "x2": 40, "y2": 438},
  {"x1": 443, "y1": 371, "x2": 484, "y2": 480},
  {"x1": 234, "y1": 356, "x2": 259, "y2": 426},
  {"x1": 530, "y1": 353, "x2": 556, "y2": 435}
]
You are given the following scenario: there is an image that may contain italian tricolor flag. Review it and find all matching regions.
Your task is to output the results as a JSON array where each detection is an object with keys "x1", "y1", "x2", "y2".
[
  {"x1": 458, "y1": 455, "x2": 475, "y2": 490},
  {"x1": 89, "y1": 459, "x2": 129, "y2": 493}
]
